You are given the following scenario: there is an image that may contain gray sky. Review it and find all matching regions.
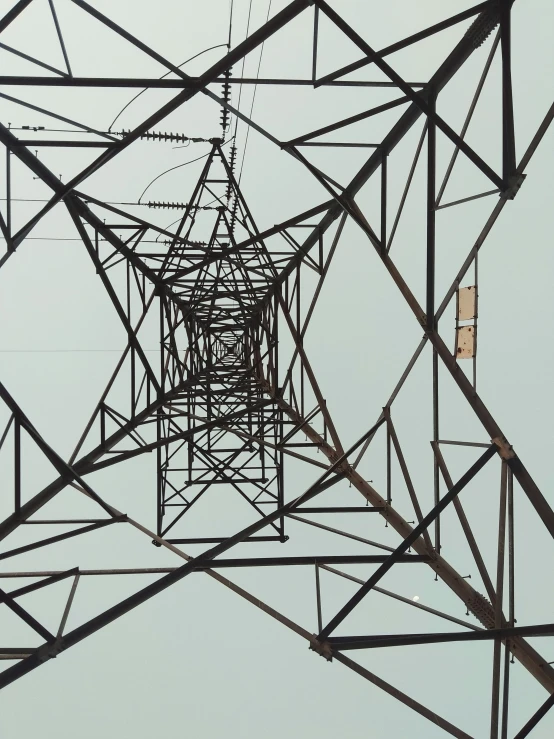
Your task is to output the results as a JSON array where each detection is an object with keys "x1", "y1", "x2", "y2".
[{"x1": 0, "y1": 1, "x2": 553, "y2": 737}]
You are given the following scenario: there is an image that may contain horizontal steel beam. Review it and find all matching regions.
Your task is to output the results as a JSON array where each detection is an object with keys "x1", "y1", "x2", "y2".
[
  {"x1": 328, "y1": 623, "x2": 554, "y2": 650},
  {"x1": 294, "y1": 506, "x2": 383, "y2": 513},
  {"x1": 196, "y1": 554, "x2": 430, "y2": 567},
  {"x1": 0, "y1": 76, "x2": 424, "y2": 87}
]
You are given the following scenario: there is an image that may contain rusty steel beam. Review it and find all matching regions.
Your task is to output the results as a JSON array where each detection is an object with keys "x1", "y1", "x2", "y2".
[{"x1": 257, "y1": 378, "x2": 554, "y2": 693}]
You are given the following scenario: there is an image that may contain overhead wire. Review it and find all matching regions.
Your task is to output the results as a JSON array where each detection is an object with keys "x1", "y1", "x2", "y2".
[
  {"x1": 107, "y1": 43, "x2": 228, "y2": 132},
  {"x1": 1, "y1": 8, "x2": 244, "y2": 358},
  {"x1": 147, "y1": 2, "x2": 238, "y2": 229},
  {"x1": 138, "y1": 136, "x2": 234, "y2": 204},
  {"x1": 237, "y1": 0, "x2": 273, "y2": 186},
  {"x1": 228, "y1": 0, "x2": 235, "y2": 49},
  {"x1": 232, "y1": 0, "x2": 253, "y2": 143},
  {"x1": 3, "y1": 6, "x2": 241, "y2": 250},
  {"x1": 0, "y1": 237, "x2": 204, "y2": 243},
  {"x1": 0, "y1": 197, "x2": 182, "y2": 206},
  {"x1": 137, "y1": 6, "x2": 237, "y2": 204},
  {"x1": 0, "y1": 349, "x2": 160, "y2": 353}
]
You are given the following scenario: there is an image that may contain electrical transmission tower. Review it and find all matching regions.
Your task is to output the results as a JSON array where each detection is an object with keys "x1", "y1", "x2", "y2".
[{"x1": 0, "y1": 1, "x2": 553, "y2": 736}]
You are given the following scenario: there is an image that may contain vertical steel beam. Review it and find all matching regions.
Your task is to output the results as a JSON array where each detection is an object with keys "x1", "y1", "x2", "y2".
[
  {"x1": 499, "y1": 0, "x2": 516, "y2": 183},
  {"x1": 490, "y1": 462, "x2": 508, "y2": 738}
]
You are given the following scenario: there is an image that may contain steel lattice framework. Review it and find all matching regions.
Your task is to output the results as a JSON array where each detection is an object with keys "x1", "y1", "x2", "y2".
[{"x1": 0, "y1": 1, "x2": 552, "y2": 736}]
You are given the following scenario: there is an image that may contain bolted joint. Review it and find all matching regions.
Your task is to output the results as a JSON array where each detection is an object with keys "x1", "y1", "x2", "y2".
[
  {"x1": 492, "y1": 436, "x2": 515, "y2": 460},
  {"x1": 310, "y1": 635, "x2": 333, "y2": 661},
  {"x1": 426, "y1": 545, "x2": 440, "y2": 562},
  {"x1": 36, "y1": 640, "x2": 64, "y2": 663},
  {"x1": 466, "y1": 592, "x2": 495, "y2": 629},
  {"x1": 500, "y1": 173, "x2": 526, "y2": 200}
]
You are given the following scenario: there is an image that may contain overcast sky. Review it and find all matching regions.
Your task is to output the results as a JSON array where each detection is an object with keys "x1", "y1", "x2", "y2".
[{"x1": 0, "y1": 1, "x2": 553, "y2": 737}]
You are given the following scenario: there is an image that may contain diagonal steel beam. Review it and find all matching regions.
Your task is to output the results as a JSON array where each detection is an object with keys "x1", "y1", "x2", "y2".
[
  {"x1": 257, "y1": 379, "x2": 554, "y2": 692},
  {"x1": 0, "y1": 0, "x2": 313, "y2": 247},
  {"x1": 315, "y1": 0, "x2": 504, "y2": 190},
  {"x1": 0, "y1": 0, "x2": 33, "y2": 34}
]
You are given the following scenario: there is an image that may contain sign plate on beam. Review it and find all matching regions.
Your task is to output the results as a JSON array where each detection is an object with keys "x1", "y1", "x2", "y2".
[
  {"x1": 455, "y1": 325, "x2": 476, "y2": 359},
  {"x1": 457, "y1": 285, "x2": 476, "y2": 321}
]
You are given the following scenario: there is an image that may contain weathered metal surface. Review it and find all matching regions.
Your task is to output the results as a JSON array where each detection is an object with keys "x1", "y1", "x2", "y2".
[
  {"x1": 0, "y1": 1, "x2": 552, "y2": 735},
  {"x1": 456, "y1": 325, "x2": 476, "y2": 359}
]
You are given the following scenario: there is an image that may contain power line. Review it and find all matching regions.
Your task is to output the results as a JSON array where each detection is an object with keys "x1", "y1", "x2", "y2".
[
  {"x1": 138, "y1": 136, "x2": 234, "y2": 203},
  {"x1": 107, "y1": 44, "x2": 228, "y2": 132},
  {"x1": 232, "y1": 0, "x2": 254, "y2": 142},
  {"x1": 237, "y1": 0, "x2": 273, "y2": 186},
  {"x1": 228, "y1": 0, "x2": 234, "y2": 49},
  {"x1": 0, "y1": 237, "x2": 203, "y2": 243},
  {"x1": 0, "y1": 349, "x2": 160, "y2": 353},
  {"x1": 0, "y1": 198, "x2": 157, "y2": 206}
]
